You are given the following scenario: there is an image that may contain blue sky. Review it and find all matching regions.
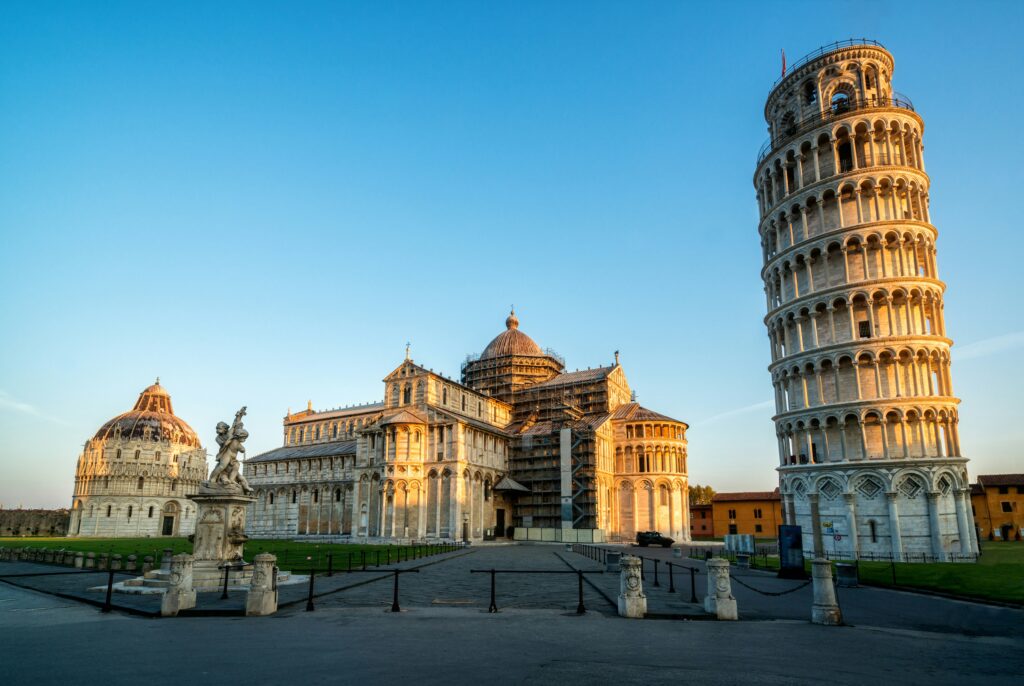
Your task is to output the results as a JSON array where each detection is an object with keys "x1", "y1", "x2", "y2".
[{"x1": 1, "y1": 1, "x2": 1021, "y2": 508}]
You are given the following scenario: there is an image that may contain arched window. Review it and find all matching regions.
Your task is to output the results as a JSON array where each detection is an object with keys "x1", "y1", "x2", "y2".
[
  {"x1": 292, "y1": 491, "x2": 297, "y2": 504},
  {"x1": 313, "y1": 490, "x2": 319, "y2": 503},
  {"x1": 443, "y1": 387, "x2": 448, "y2": 404},
  {"x1": 269, "y1": 492, "x2": 275, "y2": 505},
  {"x1": 315, "y1": 426, "x2": 321, "y2": 440},
  {"x1": 869, "y1": 520, "x2": 878, "y2": 543},
  {"x1": 115, "y1": 449, "x2": 121, "y2": 459},
  {"x1": 804, "y1": 81, "x2": 817, "y2": 105},
  {"x1": 403, "y1": 386, "x2": 412, "y2": 404},
  {"x1": 155, "y1": 451, "x2": 161, "y2": 461},
  {"x1": 148, "y1": 506, "x2": 154, "y2": 518},
  {"x1": 134, "y1": 449, "x2": 140, "y2": 460},
  {"x1": 335, "y1": 489, "x2": 341, "y2": 502},
  {"x1": 831, "y1": 91, "x2": 850, "y2": 113},
  {"x1": 137, "y1": 477, "x2": 144, "y2": 490},
  {"x1": 127, "y1": 505, "x2": 133, "y2": 518},
  {"x1": 462, "y1": 396, "x2": 467, "y2": 411},
  {"x1": 106, "y1": 505, "x2": 112, "y2": 517}
]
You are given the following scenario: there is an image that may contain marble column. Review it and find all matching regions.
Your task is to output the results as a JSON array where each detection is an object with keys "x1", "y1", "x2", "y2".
[{"x1": 886, "y1": 492, "x2": 903, "y2": 558}]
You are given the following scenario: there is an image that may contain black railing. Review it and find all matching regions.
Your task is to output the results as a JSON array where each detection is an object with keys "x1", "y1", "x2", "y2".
[
  {"x1": 769, "y1": 39, "x2": 887, "y2": 93},
  {"x1": 756, "y1": 94, "x2": 915, "y2": 167},
  {"x1": 470, "y1": 568, "x2": 603, "y2": 614}
]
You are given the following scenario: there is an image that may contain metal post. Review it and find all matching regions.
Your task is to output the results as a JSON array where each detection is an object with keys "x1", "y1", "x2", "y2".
[
  {"x1": 306, "y1": 567, "x2": 316, "y2": 612},
  {"x1": 221, "y1": 565, "x2": 230, "y2": 600},
  {"x1": 653, "y1": 559, "x2": 660, "y2": 587},
  {"x1": 689, "y1": 566, "x2": 697, "y2": 603},
  {"x1": 327, "y1": 553, "x2": 334, "y2": 577},
  {"x1": 488, "y1": 569, "x2": 498, "y2": 613},
  {"x1": 668, "y1": 563, "x2": 675, "y2": 593},
  {"x1": 387, "y1": 548, "x2": 391, "y2": 565},
  {"x1": 101, "y1": 569, "x2": 114, "y2": 613},
  {"x1": 376, "y1": 550, "x2": 380, "y2": 567},
  {"x1": 347, "y1": 553, "x2": 352, "y2": 572},
  {"x1": 362, "y1": 551, "x2": 366, "y2": 571},
  {"x1": 391, "y1": 571, "x2": 401, "y2": 612},
  {"x1": 576, "y1": 570, "x2": 586, "y2": 615}
]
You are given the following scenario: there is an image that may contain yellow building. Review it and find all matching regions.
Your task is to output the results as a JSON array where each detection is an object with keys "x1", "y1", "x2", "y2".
[
  {"x1": 711, "y1": 490, "x2": 782, "y2": 538},
  {"x1": 971, "y1": 474, "x2": 1024, "y2": 542}
]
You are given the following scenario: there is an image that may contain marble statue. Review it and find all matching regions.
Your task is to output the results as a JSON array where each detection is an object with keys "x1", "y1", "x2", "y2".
[{"x1": 206, "y1": 407, "x2": 253, "y2": 494}]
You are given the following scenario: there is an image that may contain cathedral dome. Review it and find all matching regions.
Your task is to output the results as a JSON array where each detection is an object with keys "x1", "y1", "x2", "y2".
[
  {"x1": 480, "y1": 310, "x2": 544, "y2": 359},
  {"x1": 92, "y1": 379, "x2": 201, "y2": 448}
]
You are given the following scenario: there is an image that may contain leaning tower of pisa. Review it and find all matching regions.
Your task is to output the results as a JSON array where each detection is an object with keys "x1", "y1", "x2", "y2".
[{"x1": 754, "y1": 40, "x2": 977, "y2": 561}]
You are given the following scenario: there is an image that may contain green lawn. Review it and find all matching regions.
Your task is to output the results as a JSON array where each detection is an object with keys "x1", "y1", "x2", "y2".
[
  {"x1": 855, "y1": 542, "x2": 1024, "y2": 603},
  {"x1": 0, "y1": 537, "x2": 460, "y2": 573}
]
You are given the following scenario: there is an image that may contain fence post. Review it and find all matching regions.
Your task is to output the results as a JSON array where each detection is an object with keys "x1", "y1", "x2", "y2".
[
  {"x1": 101, "y1": 569, "x2": 115, "y2": 613},
  {"x1": 305, "y1": 567, "x2": 316, "y2": 612},
  {"x1": 668, "y1": 563, "x2": 675, "y2": 593},
  {"x1": 327, "y1": 553, "x2": 334, "y2": 577},
  {"x1": 576, "y1": 571, "x2": 586, "y2": 615},
  {"x1": 653, "y1": 559, "x2": 660, "y2": 587},
  {"x1": 488, "y1": 569, "x2": 498, "y2": 613},
  {"x1": 391, "y1": 571, "x2": 401, "y2": 612},
  {"x1": 689, "y1": 566, "x2": 698, "y2": 603}
]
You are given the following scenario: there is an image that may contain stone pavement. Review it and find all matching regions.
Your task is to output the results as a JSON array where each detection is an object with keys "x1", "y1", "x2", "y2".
[{"x1": 2, "y1": 579, "x2": 1021, "y2": 685}]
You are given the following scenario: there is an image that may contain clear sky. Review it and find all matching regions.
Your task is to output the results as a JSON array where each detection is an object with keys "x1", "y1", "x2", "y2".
[{"x1": 1, "y1": 1, "x2": 1021, "y2": 508}]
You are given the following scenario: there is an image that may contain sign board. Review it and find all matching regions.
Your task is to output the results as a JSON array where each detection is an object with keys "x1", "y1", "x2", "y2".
[{"x1": 778, "y1": 524, "x2": 806, "y2": 579}]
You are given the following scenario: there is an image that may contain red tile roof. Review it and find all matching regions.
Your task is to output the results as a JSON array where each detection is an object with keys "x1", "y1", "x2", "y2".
[
  {"x1": 976, "y1": 474, "x2": 1024, "y2": 487},
  {"x1": 712, "y1": 489, "x2": 781, "y2": 502}
]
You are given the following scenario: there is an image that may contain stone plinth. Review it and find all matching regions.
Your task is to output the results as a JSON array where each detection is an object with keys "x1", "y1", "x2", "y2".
[
  {"x1": 617, "y1": 555, "x2": 646, "y2": 618},
  {"x1": 189, "y1": 490, "x2": 255, "y2": 590},
  {"x1": 704, "y1": 558, "x2": 738, "y2": 620},
  {"x1": 811, "y1": 559, "x2": 842, "y2": 625},
  {"x1": 161, "y1": 554, "x2": 196, "y2": 617},
  {"x1": 245, "y1": 553, "x2": 279, "y2": 616}
]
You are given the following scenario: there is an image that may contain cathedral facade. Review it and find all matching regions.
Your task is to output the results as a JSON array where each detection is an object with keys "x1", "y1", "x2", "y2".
[
  {"x1": 68, "y1": 381, "x2": 208, "y2": 538},
  {"x1": 245, "y1": 311, "x2": 690, "y2": 543}
]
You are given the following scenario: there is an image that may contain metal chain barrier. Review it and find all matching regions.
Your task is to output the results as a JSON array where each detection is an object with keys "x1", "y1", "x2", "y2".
[{"x1": 729, "y1": 574, "x2": 812, "y2": 596}]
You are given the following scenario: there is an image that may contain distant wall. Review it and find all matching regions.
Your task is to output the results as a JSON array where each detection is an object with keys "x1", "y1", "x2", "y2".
[{"x1": 0, "y1": 509, "x2": 69, "y2": 537}]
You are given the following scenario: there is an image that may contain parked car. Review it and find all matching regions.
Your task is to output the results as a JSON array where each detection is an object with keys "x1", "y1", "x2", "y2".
[{"x1": 636, "y1": 531, "x2": 674, "y2": 548}]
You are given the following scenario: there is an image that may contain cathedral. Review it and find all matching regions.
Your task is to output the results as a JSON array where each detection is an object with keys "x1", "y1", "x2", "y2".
[
  {"x1": 245, "y1": 311, "x2": 690, "y2": 543},
  {"x1": 68, "y1": 381, "x2": 208, "y2": 538}
]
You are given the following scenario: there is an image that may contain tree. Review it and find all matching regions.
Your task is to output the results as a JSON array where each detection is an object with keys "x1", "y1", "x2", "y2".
[{"x1": 688, "y1": 484, "x2": 716, "y2": 505}]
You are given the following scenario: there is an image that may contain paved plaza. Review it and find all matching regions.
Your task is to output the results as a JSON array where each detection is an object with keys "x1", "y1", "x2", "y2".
[{"x1": 1, "y1": 543, "x2": 1022, "y2": 684}]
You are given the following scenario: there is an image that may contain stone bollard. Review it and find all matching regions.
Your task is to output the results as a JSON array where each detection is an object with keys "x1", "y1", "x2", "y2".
[
  {"x1": 159, "y1": 549, "x2": 173, "y2": 574},
  {"x1": 55, "y1": 550, "x2": 65, "y2": 565},
  {"x1": 617, "y1": 555, "x2": 647, "y2": 618},
  {"x1": 98, "y1": 553, "x2": 109, "y2": 571},
  {"x1": 74, "y1": 552, "x2": 84, "y2": 569},
  {"x1": 245, "y1": 553, "x2": 279, "y2": 617},
  {"x1": 111, "y1": 554, "x2": 122, "y2": 571},
  {"x1": 142, "y1": 556, "x2": 154, "y2": 574},
  {"x1": 161, "y1": 554, "x2": 197, "y2": 617},
  {"x1": 85, "y1": 552, "x2": 96, "y2": 569},
  {"x1": 44, "y1": 549, "x2": 55, "y2": 564},
  {"x1": 126, "y1": 555, "x2": 137, "y2": 572},
  {"x1": 811, "y1": 559, "x2": 842, "y2": 626},
  {"x1": 704, "y1": 558, "x2": 738, "y2": 620},
  {"x1": 0, "y1": 547, "x2": 8, "y2": 561}
]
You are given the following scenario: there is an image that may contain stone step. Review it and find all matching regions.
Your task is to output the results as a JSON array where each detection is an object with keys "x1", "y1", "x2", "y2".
[{"x1": 142, "y1": 579, "x2": 170, "y2": 588}]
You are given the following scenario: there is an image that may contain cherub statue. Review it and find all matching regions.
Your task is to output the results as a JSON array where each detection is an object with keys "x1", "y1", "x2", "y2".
[{"x1": 207, "y1": 406, "x2": 253, "y2": 494}]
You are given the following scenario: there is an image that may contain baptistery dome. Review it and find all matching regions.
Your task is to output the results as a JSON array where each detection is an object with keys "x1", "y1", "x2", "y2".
[
  {"x1": 480, "y1": 310, "x2": 544, "y2": 359},
  {"x1": 92, "y1": 380, "x2": 201, "y2": 448}
]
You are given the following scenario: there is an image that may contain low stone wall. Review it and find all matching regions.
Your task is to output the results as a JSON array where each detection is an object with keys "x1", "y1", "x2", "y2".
[{"x1": 0, "y1": 509, "x2": 69, "y2": 537}]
